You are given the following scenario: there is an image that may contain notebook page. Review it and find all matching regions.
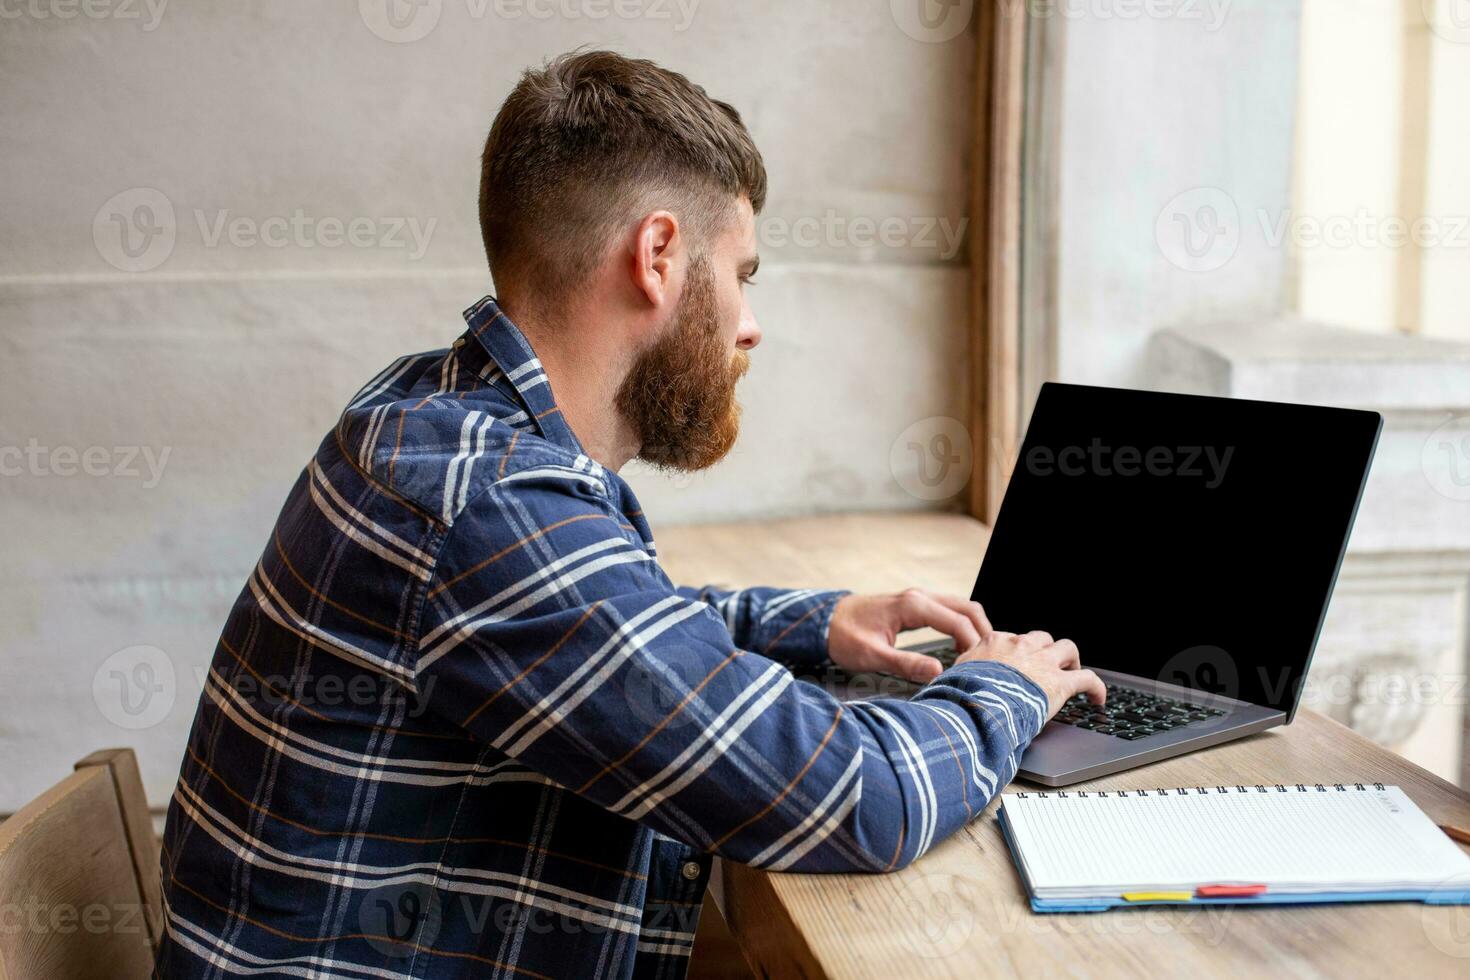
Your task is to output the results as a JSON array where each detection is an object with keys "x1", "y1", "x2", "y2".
[{"x1": 1001, "y1": 786, "x2": 1470, "y2": 893}]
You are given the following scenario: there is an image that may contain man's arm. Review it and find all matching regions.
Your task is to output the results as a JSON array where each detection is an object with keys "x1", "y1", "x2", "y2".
[
  {"x1": 672, "y1": 584, "x2": 847, "y2": 670},
  {"x1": 415, "y1": 462, "x2": 1084, "y2": 872},
  {"x1": 674, "y1": 584, "x2": 1006, "y2": 682}
]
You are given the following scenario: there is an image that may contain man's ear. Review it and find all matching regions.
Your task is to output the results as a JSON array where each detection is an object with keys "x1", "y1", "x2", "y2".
[{"x1": 630, "y1": 211, "x2": 681, "y2": 309}]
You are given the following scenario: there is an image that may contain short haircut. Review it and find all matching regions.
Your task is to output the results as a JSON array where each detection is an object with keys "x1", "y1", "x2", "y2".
[{"x1": 479, "y1": 50, "x2": 767, "y2": 300}]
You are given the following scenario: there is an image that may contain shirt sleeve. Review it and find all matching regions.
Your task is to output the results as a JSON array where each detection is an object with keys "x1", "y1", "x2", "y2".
[
  {"x1": 415, "y1": 461, "x2": 1049, "y2": 873},
  {"x1": 672, "y1": 584, "x2": 848, "y2": 670}
]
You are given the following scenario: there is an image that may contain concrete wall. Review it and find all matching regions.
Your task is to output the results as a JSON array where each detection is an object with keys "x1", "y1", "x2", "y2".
[
  {"x1": 1045, "y1": 0, "x2": 1470, "y2": 370},
  {"x1": 1040, "y1": 0, "x2": 1469, "y2": 782},
  {"x1": 0, "y1": 2, "x2": 975, "y2": 811},
  {"x1": 1047, "y1": 0, "x2": 1304, "y2": 392}
]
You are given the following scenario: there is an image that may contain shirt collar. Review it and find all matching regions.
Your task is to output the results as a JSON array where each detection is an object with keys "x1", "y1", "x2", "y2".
[{"x1": 461, "y1": 295, "x2": 583, "y2": 454}]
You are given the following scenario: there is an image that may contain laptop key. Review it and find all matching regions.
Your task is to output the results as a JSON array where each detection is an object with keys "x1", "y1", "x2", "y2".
[{"x1": 1053, "y1": 683, "x2": 1236, "y2": 741}]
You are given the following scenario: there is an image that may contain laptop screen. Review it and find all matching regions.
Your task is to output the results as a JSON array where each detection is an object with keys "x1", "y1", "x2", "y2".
[{"x1": 971, "y1": 383, "x2": 1381, "y2": 715}]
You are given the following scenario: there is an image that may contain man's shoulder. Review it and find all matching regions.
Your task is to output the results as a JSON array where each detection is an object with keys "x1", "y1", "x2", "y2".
[{"x1": 331, "y1": 347, "x2": 611, "y2": 527}]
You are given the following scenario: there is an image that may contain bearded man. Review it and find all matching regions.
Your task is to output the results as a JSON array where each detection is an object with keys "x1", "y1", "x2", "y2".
[{"x1": 156, "y1": 49, "x2": 1101, "y2": 980}]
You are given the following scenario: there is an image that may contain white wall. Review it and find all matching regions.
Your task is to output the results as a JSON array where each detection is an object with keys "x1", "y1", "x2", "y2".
[
  {"x1": 1051, "y1": 0, "x2": 1470, "y2": 354},
  {"x1": 1420, "y1": 2, "x2": 1470, "y2": 341},
  {"x1": 1049, "y1": 0, "x2": 1305, "y2": 390},
  {"x1": 0, "y1": 2, "x2": 976, "y2": 811},
  {"x1": 1041, "y1": 0, "x2": 1469, "y2": 782},
  {"x1": 1292, "y1": 0, "x2": 1470, "y2": 340},
  {"x1": 1291, "y1": 0, "x2": 1405, "y2": 332}
]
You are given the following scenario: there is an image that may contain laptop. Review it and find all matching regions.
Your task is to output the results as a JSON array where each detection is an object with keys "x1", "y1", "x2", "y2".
[{"x1": 898, "y1": 382, "x2": 1382, "y2": 786}]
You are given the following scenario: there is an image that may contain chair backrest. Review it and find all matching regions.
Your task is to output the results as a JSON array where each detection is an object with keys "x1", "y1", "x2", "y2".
[{"x1": 0, "y1": 749, "x2": 162, "y2": 980}]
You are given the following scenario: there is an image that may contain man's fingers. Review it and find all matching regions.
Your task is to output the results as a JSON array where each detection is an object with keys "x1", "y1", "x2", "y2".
[
  {"x1": 897, "y1": 590, "x2": 981, "y2": 652},
  {"x1": 928, "y1": 593, "x2": 992, "y2": 638},
  {"x1": 876, "y1": 645, "x2": 943, "y2": 684},
  {"x1": 1047, "y1": 638, "x2": 1080, "y2": 670},
  {"x1": 1016, "y1": 629, "x2": 1054, "y2": 654},
  {"x1": 1070, "y1": 668, "x2": 1107, "y2": 705}
]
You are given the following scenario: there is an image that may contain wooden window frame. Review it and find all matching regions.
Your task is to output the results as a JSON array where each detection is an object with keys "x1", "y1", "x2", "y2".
[{"x1": 967, "y1": 2, "x2": 1030, "y2": 525}]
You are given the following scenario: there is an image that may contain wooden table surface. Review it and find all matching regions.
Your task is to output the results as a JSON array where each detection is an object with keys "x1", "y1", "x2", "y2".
[{"x1": 655, "y1": 511, "x2": 1470, "y2": 979}]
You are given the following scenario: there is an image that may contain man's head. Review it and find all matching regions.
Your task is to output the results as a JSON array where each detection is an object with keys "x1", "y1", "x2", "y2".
[{"x1": 479, "y1": 50, "x2": 765, "y2": 472}]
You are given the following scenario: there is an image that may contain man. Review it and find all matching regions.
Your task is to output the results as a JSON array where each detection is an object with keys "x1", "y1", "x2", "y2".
[{"x1": 156, "y1": 50, "x2": 1103, "y2": 979}]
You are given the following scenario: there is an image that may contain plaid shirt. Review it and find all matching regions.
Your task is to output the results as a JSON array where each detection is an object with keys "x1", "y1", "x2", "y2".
[{"x1": 155, "y1": 296, "x2": 1050, "y2": 980}]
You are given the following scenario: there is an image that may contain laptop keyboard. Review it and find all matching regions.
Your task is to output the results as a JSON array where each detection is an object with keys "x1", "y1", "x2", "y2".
[
  {"x1": 899, "y1": 641, "x2": 1228, "y2": 738},
  {"x1": 1053, "y1": 685, "x2": 1227, "y2": 740}
]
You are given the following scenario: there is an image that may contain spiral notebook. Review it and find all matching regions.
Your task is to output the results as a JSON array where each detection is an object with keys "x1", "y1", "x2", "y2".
[{"x1": 999, "y1": 784, "x2": 1470, "y2": 912}]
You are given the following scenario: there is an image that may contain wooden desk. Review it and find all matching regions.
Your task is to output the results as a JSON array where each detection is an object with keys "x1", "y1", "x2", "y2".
[{"x1": 655, "y1": 512, "x2": 1470, "y2": 979}]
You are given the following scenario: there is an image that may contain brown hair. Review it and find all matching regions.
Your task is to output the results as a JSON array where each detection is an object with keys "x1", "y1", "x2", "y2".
[{"x1": 479, "y1": 50, "x2": 767, "y2": 301}]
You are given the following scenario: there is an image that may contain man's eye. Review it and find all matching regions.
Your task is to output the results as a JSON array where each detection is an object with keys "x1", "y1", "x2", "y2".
[{"x1": 741, "y1": 276, "x2": 758, "y2": 286}]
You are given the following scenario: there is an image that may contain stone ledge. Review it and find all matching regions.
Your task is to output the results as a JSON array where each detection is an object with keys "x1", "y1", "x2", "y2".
[{"x1": 1149, "y1": 318, "x2": 1470, "y2": 417}]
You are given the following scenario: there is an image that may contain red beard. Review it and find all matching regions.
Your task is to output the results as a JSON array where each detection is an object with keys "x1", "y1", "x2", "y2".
[{"x1": 615, "y1": 257, "x2": 749, "y2": 472}]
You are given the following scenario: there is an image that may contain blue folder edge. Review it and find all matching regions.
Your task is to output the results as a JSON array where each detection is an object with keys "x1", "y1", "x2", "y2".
[{"x1": 995, "y1": 806, "x2": 1470, "y2": 913}]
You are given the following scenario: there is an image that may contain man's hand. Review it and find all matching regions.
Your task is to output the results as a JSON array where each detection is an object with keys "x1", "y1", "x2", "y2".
[
  {"x1": 828, "y1": 589, "x2": 992, "y2": 684},
  {"x1": 955, "y1": 630, "x2": 1106, "y2": 717}
]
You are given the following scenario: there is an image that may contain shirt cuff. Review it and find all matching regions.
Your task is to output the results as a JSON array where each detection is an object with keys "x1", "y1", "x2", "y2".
[
  {"x1": 922, "y1": 659, "x2": 1050, "y2": 744},
  {"x1": 756, "y1": 588, "x2": 850, "y2": 669}
]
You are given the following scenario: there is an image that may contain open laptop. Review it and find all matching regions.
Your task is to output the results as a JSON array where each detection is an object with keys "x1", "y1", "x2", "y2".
[{"x1": 898, "y1": 382, "x2": 1382, "y2": 786}]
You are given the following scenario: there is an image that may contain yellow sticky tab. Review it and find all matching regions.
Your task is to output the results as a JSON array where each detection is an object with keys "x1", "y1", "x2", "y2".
[{"x1": 1120, "y1": 891, "x2": 1192, "y2": 902}]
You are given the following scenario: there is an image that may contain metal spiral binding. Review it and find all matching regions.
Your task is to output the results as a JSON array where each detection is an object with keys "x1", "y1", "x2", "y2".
[{"x1": 1012, "y1": 782, "x2": 1387, "y2": 799}]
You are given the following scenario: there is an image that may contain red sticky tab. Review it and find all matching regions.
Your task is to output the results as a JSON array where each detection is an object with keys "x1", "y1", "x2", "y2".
[{"x1": 1196, "y1": 884, "x2": 1267, "y2": 898}]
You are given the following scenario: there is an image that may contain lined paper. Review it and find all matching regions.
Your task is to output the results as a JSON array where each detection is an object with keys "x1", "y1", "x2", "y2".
[{"x1": 1001, "y1": 786, "x2": 1470, "y2": 896}]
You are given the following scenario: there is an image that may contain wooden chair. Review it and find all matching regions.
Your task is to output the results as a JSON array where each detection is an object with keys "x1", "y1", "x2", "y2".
[{"x1": 0, "y1": 749, "x2": 162, "y2": 980}]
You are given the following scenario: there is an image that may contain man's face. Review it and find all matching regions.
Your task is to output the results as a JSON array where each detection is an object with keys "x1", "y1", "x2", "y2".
[
  {"x1": 615, "y1": 198, "x2": 763, "y2": 472},
  {"x1": 707, "y1": 196, "x2": 763, "y2": 355}
]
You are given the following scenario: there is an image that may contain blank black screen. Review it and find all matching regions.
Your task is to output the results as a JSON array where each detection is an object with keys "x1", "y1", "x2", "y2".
[{"x1": 971, "y1": 383, "x2": 1380, "y2": 714}]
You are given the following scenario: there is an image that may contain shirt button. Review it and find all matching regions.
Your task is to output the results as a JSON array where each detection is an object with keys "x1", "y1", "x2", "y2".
[{"x1": 680, "y1": 861, "x2": 702, "y2": 881}]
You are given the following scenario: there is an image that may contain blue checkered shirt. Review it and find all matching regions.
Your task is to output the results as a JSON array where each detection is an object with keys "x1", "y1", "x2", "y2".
[{"x1": 154, "y1": 297, "x2": 1049, "y2": 979}]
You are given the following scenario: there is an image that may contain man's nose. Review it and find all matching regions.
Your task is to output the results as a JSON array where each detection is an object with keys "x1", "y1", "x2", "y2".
[{"x1": 737, "y1": 305, "x2": 762, "y2": 350}]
